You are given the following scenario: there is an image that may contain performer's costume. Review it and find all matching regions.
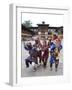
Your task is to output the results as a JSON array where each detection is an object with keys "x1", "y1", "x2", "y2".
[
  {"x1": 54, "y1": 51, "x2": 59, "y2": 70},
  {"x1": 33, "y1": 42, "x2": 42, "y2": 64},
  {"x1": 24, "y1": 43, "x2": 38, "y2": 68},
  {"x1": 50, "y1": 42, "x2": 56, "y2": 51},
  {"x1": 42, "y1": 44, "x2": 49, "y2": 67},
  {"x1": 49, "y1": 40, "x2": 62, "y2": 71},
  {"x1": 50, "y1": 50, "x2": 55, "y2": 63},
  {"x1": 49, "y1": 42, "x2": 56, "y2": 69}
]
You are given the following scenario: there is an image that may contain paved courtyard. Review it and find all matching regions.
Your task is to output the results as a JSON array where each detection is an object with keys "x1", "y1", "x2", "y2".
[{"x1": 21, "y1": 41, "x2": 63, "y2": 77}]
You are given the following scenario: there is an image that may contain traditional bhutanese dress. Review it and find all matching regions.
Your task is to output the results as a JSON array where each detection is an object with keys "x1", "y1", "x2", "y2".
[{"x1": 50, "y1": 52, "x2": 55, "y2": 64}]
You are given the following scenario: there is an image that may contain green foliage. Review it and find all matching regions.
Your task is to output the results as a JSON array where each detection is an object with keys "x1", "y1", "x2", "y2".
[{"x1": 23, "y1": 20, "x2": 32, "y2": 28}]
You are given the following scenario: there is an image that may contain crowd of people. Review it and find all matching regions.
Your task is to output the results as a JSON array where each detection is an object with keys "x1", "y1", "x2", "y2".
[{"x1": 24, "y1": 36, "x2": 62, "y2": 72}]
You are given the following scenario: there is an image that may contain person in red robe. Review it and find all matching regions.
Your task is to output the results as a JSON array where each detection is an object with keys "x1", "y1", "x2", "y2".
[
  {"x1": 33, "y1": 38, "x2": 42, "y2": 65},
  {"x1": 42, "y1": 40, "x2": 49, "y2": 68}
]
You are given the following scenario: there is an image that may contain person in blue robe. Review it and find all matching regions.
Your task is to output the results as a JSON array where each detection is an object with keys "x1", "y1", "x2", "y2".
[{"x1": 49, "y1": 50, "x2": 55, "y2": 71}]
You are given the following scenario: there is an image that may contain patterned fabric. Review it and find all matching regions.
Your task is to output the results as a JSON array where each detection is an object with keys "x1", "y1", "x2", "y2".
[{"x1": 50, "y1": 55, "x2": 55, "y2": 63}]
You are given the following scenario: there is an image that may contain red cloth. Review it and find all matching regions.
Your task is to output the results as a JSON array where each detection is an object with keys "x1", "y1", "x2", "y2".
[{"x1": 42, "y1": 44, "x2": 49, "y2": 61}]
